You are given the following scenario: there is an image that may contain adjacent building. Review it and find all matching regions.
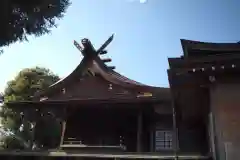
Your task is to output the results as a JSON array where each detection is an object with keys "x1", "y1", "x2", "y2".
[{"x1": 168, "y1": 39, "x2": 240, "y2": 160}]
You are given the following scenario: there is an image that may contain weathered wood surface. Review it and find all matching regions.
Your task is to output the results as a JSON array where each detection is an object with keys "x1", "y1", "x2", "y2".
[{"x1": 0, "y1": 150, "x2": 211, "y2": 159}]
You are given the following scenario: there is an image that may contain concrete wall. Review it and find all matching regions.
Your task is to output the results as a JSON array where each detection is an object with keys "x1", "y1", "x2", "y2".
[{"x1": 210, "y1": 83, "x2": 240, "y2": 160}]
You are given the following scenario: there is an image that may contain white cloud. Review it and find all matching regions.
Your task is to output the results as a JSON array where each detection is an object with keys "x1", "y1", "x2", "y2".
[
  {"x1": 140, "y1": 0, "x2": 147, "y2": 3},
  {"x1": 127, "y1": 0, "x2": 147, "y2": 4}
]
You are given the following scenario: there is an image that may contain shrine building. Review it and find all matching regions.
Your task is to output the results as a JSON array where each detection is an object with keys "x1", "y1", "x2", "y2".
[{"x1": 3, "y1": 36, "x2": 240, "y2": 160}]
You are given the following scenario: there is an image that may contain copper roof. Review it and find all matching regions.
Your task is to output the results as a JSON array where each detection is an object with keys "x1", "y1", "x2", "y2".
[{"x1": 34, "y1": 35, "x2": 170, "y2": 100}]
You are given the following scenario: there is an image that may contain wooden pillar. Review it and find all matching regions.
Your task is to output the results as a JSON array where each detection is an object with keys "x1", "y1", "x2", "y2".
[
  {"x1": 169, "y1": 87, "x2": 179, "y2": 159},
  {"x1": 137, "y1": 109, "x2": 143, "y2": 152},
  {"x1": 209, "y1": 112, "x2": 217, "y2": 160},
  {"x1": 31, "y1": 121, "x2": 36, "y2": 149},
  {"x1": 172, "y1": 104, "x2": 179, "y2": 160},
  {"x1": 60, "y1": 121, "x2": 67, "y2": 146},
  {"x1": 59, "y1": 108, "x2": 67, "y2": 148},
  {"x1": 169, "y1": 76, "x2": 179, "y2": 160},
  {"x1": 150, "y1": 125, "x2": 154, "y2": 152}
]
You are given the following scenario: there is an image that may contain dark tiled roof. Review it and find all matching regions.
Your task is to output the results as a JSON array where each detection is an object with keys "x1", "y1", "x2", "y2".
[{"x1": 181, "y1": 39, "x2": 240, "y2": 58}]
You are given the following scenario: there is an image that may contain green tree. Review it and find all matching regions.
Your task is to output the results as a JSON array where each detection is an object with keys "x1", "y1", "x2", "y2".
[
  {"x1": 0, "y1": 67, "x2": 60, "y2": 149},
  {"x1": 0, "y1": 0, "x2": 70, "y2": 51}
]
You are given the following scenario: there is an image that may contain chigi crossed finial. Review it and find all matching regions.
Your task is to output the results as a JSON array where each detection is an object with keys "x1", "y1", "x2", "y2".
[
  {"x1": 74, "y1": 34, "x2": 114, "y2": 56},
  {"x1": 73, "y1": 34, "x2": 115, "y2": 70}
]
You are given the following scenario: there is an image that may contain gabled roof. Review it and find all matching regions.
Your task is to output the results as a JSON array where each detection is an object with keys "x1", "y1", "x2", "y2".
[
  {"x1": 181, "y1": 39, "x2": 240, "y2": 58},
  {"x1": 33, "y1": 35, "x2": 170, "y2": 102}
]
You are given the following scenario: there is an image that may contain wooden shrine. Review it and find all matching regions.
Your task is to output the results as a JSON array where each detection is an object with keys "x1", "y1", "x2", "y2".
[
  {"x1": 168, "y1": 39, "x2": 240, "y2": 160},
  {"x1": 2, "y1": 35, "x2": 196, "y2": 160},
  {"x1": 1, "y1": 37, "x2": 221, "y2": 160}
]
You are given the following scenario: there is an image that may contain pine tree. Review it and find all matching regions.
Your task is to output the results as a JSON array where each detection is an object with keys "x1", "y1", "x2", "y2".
[{"x1": 0, "y1": 0, "x2": 70, "y2": 50}]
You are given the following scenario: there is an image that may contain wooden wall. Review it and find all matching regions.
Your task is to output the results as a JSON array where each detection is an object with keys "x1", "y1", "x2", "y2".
[
  {"x1": 48, "y1": 76, "x2": 138, "y2": 100},
  {"x1": 174, "y1": 87, "x2": 210, "y2": 154},
  {"x1": 210, "y1": 83, "x2": 240, "y2": 160}
]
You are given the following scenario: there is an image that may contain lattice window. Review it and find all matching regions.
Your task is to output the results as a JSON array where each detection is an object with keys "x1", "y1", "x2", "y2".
[{"x1": 155, "y1": 130, "x2": 173, "y2": 151}]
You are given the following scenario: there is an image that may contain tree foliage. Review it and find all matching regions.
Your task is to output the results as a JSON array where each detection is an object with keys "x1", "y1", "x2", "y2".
[
  {"x1": 0, "y1": 135, "x2": 26, "y2": 150},
  {"x1": 0, "y1": 67, "x2": 60, "y2": 149},
  {"x1": 0, "y1": 0, "x2": 70, "y2": 49}
]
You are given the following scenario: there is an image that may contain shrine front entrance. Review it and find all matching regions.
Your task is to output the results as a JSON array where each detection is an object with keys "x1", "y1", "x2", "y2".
[{"x1": 61, "y1": 103, "x2": 171, "y2": 153}]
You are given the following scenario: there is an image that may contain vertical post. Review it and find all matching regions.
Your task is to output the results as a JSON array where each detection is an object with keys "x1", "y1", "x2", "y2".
[
  {"x1": 31, "y1": 121, "x2": 36, "y2": 149},
  {"x1": 172, "y1": 103, "x2": 179, "y2": 160},
  {"x1": 59, "y1": 108, "x2": 67, "y2": 148},
  {"x1": 168, "y1": 73, "x2": 179, "y2": 160},
  {"x1": 60, "y1": 121, "x2": 67, "y2": 146},
  {"x1": 137, "y1": 109, "x2": 143, "y2": 152},
  {"x1": 209, "y1": 110, "x2": 219, "y2": 160},
  {"x1": 150, "y1": 125, "x2": 154, "y2": 152},
  {"x1": 208, "y1": 85, "x2": 220, "y2": 160}
]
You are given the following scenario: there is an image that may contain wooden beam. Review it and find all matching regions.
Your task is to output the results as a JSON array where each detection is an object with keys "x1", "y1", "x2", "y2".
[
  {"x1": 102, "y1": 58, "x2": 112, "y2": 63},
  {"x1": 99, "y1": 50, "x2": 107, "y2": 55},
  {"x1": 0, "y1": 151, "x2": 211, "y2": 159},
  {"x1": 170, "y1": 64, "x2": 240, "y2": 76},
  {"x1": 168, "y1": 55, "x2": 240, "y2": 69},
  {"x1": 108, "y1": 66, "x2": 116, "y2": 70}
]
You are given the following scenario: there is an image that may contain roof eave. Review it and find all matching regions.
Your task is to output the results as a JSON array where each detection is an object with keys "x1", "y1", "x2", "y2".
[{"x1": 6, "y1": 97, "x2": 170, "y2": 108}]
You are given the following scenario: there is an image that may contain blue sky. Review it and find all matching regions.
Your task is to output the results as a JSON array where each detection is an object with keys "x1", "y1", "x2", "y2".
[{"x1": 0, "y1": 0, "x2": 240, "y2": 92}]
